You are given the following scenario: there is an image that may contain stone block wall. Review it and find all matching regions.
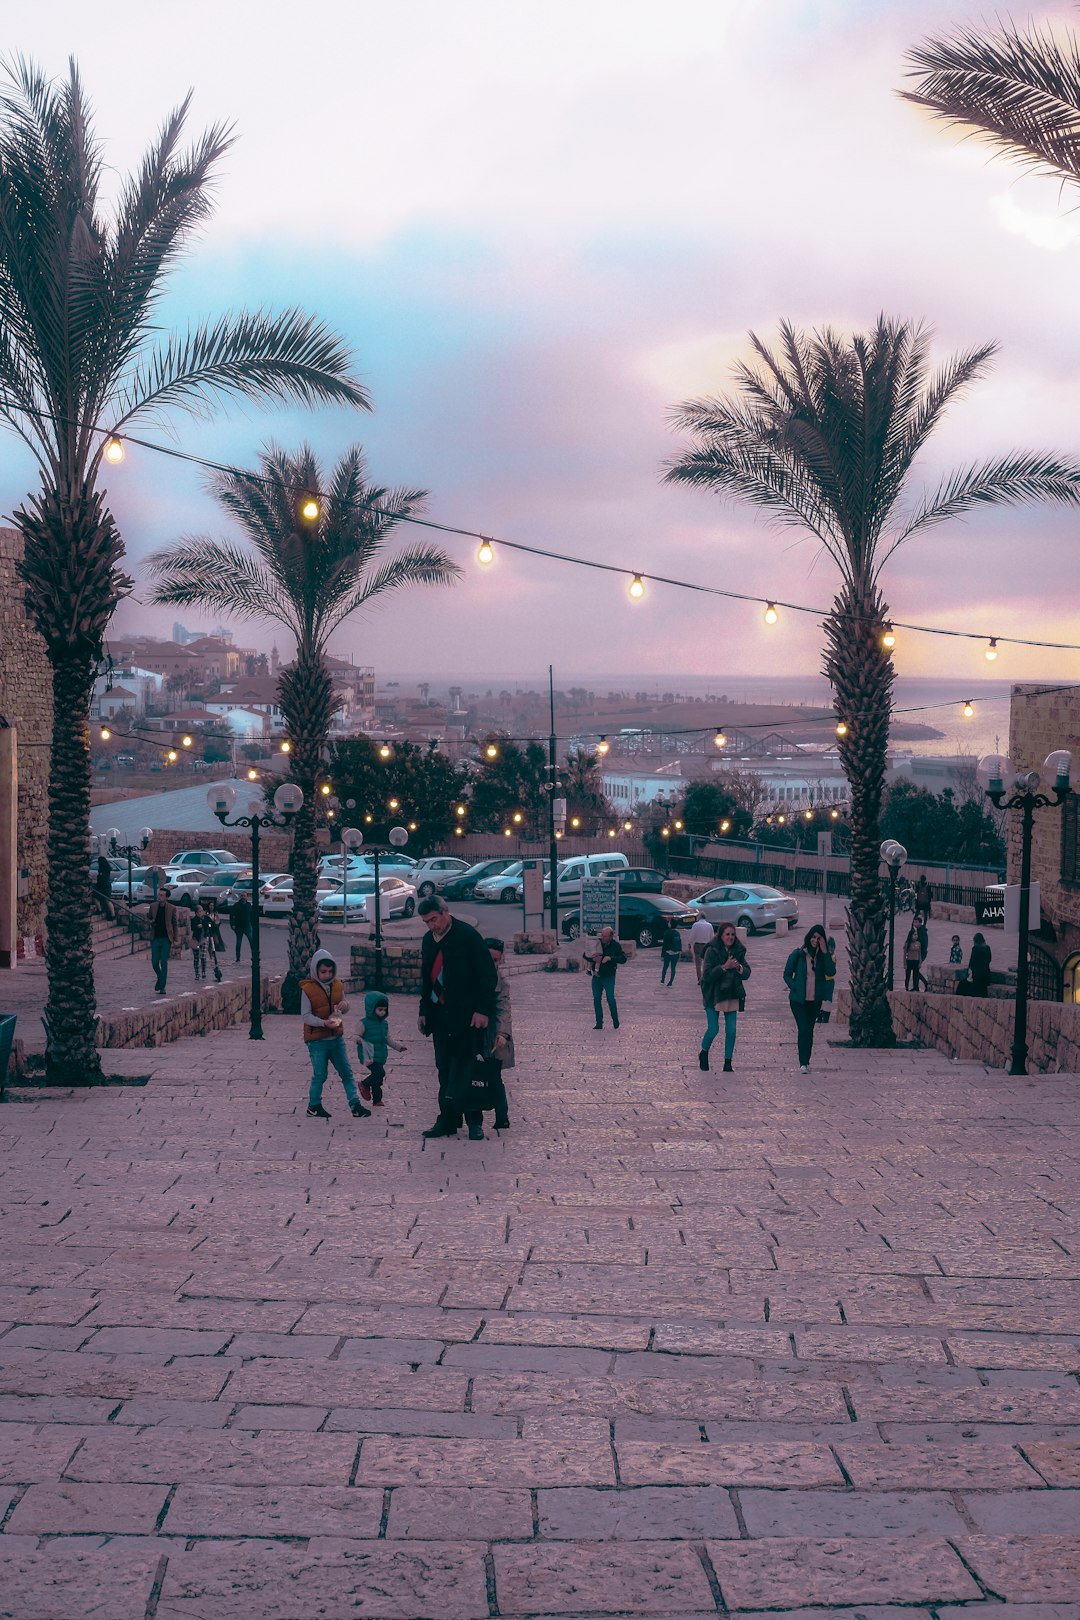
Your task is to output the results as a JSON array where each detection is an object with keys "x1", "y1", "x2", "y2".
[
  {"x1": 350, "y1": 941, "x2": 423, "y2": 993},
  {"x1": 142, "y1": 828, "x2": 294, "y2": 873},
  {"x1": 0, "y1": 528, "x2": 53, "y2": 939},
  {"x1": 97, "y1": 975, "x2": 282, "y2": 1048},
  {"x1": 513, "y1": 930, "x2": 557, "y2": 955},
  {"x1": 834, "y1": 984, "x2": 1080, "y2": 1073}
]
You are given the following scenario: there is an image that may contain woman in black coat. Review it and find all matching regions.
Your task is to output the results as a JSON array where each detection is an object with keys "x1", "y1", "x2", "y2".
[{"x1": 699, "y1": 922, "x2": 749, "y2": 1073}]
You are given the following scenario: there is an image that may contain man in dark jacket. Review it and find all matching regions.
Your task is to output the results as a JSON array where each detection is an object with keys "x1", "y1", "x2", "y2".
[
  {"x1": 230, "y1": 893, "x2": 254, "y2": 962},
  {"x1": 418, "y1": 896, "x2": 498, "y2": 1141}
]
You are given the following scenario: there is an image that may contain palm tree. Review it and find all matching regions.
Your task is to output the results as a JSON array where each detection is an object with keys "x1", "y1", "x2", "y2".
[
  {"x1": 665, "y1": 318, "x2": 1080, "y2": 1045},
  {"x1": 563, "y1": 748, "x2": 613, "y2": 831},
  {"x1": 0, "y1": 58, "x2": 365, "y2": 1084},
  {"x1": 903, "y1": 16, "x2": 1080, "y2": 188},
  {"x1": 148, "y1": 444, "x2": 460, "y2": 1010}
]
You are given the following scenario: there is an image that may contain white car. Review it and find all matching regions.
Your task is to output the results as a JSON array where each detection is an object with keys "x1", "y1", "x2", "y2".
[
  {"x1": 167, "y1": 848, "x2": 248, "y2": 874},
  {"x1": 686, "y1": 882, "x2": 799, "y2": 934},
  {"x1": 474, "y1": 860, "x2": 551, "y2": 903},
  {"x1": 197, "y1": 867, "x2": 254, "y2": 908},
  {"x1": 411, "y1": 857, "x2": 472, "y2": 898},
  {"x1": 259, "y1": 874, "x2": 338, "y2": 917},
  {"x1": 318, "y1": 875, "x2": 417, "y2": 924},
  {"x1": 161, "y1": 871, "x2": 203, "y2": 909}
]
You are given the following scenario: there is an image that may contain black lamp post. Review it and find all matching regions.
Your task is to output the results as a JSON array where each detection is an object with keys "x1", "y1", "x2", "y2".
[
  {"x1": 980, "y1": 750, "x2": 1073, "y2": 1076},
  {"x1": 880, "y1": 838, "x2": 908, "y2": 992},
  {"x1": 98, "y1": 826, "x2": 152, "y2": 953},
  {"x1": 348, "y1": 823, "x2": 409, "y2": 989},
  {"x1": 209, "y1": 782, "x2": 303, "y2": 1039}
]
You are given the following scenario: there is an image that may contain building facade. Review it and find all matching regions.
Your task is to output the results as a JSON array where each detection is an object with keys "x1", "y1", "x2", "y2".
[
  {"x1": 0, "y1": 528, "x2": 53, "y2": 945},
  {"x1": 1008, "y1": 683, "x2": 1080, "y2": 1001}
]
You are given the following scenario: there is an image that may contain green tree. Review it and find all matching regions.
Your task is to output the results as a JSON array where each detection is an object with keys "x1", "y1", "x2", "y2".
[
  {"x1": 682, "y1": 780, "x2": 752, "y2": 841},
  {"x1": 148, "y1": 445, "x2": 458, "y2": 1010},
  {"x1": 563, "y1": 748, "x2": 613, "y2": 830},
  {"x1": 469, "y1": 739, "x2": 549, "y2": 835},
  {"x1": 0, "y1": 58, "x2": 366, "y2": 1083},
  {"x1": 328, "y1": 737, "x2": 463, "y2": 849},
  {"x1": 665, "y1": 319, "x2": 1080, "y2": 1044},
  {"x1": 881, "y1": 780, "x2": 1005, "y2": 867}
]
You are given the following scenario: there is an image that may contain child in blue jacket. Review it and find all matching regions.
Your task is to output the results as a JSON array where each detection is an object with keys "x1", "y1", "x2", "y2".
[{"x1": 358, "y1": 990, "x2": 406, "y2": 1106}]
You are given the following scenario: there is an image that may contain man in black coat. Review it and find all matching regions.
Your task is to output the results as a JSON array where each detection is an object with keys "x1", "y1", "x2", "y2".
[{"x1": 417, "y1": 896, "x2": 498, "y2": 1141}]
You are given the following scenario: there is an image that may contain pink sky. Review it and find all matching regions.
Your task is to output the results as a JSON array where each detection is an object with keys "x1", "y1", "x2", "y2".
[{"x1": 6, "y1": 0, "x2": 1080, "y2": 683}]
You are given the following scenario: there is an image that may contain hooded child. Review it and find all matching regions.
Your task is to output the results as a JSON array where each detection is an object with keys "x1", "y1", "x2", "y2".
[
  {"x1": 300, "y1": 948, "x2": 370, "y2": 1119},
  {"x1": 359, "y1": 990, "x2": 406, "y2": 1106}
]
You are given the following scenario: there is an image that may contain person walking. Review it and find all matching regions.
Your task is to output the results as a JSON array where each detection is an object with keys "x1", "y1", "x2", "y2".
[
  {"x1": 689, "y1": 914, "x2": 716, "y2": 984},
  {"x1": 915, "y1": 874, "x2": 931, "y2": 917},
  {"x1": 204, "y1": 900, "x2": 225, "y2": 982},
  {"x1": 148, "y1": 887, "x2": 181, "y2": 996},
  {"x1": 585, "y1": 925, "x2": 626, "y2": 1030},
  {"x1": 699, "y1": 921, "x2": 749, "y2": 1072},
  {"x1": 968, "y1": 931, "x2": 993, "y2": 998},
  {"x1": 230, "y1": 892, "x2": 254, "y2": 962},
  {"x1": 357, "y1": 991, "x2": 406, "y2": 1107},
  {"x1": 94, "y1": 855, "x2": 115, "y2": 921},
  {"x1": 300, "y1": 948, "x2": 370, "y2": 1119},
  {"x1": 659, "y1": 922, "x2": 682, "y2": 986},
  {"x1": 783, "y1": 925, "x2": 836, "y2": 1073},
  {"x1": 483, "y1": 936, "x2": 514, "y2": 1131},
  {"x1": 913, "y1": 911, "x2": 929, "y2": 986},
  {"x1": 902, "y1": 920, "x2": 923, "y2": 991},
  {"x1": 191, "y1": 901, "x2": 211, "y2": 982},
  {"x1": 418, "y1": 896, "x2": 498, "y2": 1142}
]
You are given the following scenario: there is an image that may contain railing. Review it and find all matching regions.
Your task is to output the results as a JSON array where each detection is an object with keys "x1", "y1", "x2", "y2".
[
  {"x1": 665, "y1": 850, "x2": 1001, "y2": 909},
  {"x1": 1027, "y1": 939, "x2": 1064, "y2": 1003}
]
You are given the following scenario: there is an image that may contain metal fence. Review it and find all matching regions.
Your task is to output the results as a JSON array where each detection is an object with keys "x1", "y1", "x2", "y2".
[
  {"x1": 1028, "y1": 939, "x2": 1064, "y2": 1003},
  {"x1": 665, "y1": 851, "x2": 1000, "y2": 909}
]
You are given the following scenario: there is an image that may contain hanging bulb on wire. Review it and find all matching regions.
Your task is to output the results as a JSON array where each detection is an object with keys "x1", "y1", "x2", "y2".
[
  {"x1": 835, "y1": 721, "x2": 849, "y2": 738},
  {"x1": 299, "y1": 495, "x2": 320, "y2": 522},
  {"x1": 103, "y1": 435, "x2": 125, "y2": 465},
  {"x1": 713, "y1": 729, "x2": 727, "y2": 749},
  {"x1": 476, "y1": 539, "x2": 495, "y2": 566},
  {"x1": 764, "y1": 602, "x2": 778, "y2": 625},
  {"x1": 962, "y1": 699, "x2": 975, "y2": 718},
  {"x1": 628, "y1": 573, "x2": 645, "y2": 600},
  {"x1": 882, "y1": 623, "x2": 896, "y2": 649},
  {"x1": 985, "y1": 638, "x2": 998, "y2": 662},
  {"x1": 597, "y1": 735, "x2": 609, "y2": 755}
]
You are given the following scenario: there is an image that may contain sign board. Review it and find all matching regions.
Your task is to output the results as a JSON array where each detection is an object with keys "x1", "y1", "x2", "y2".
[
  {"x1": 817, "y1": 831, "x2": 832, "y2": 858},
  {"x1": 975, "y1": 883, "x2": 1039, "y2": 930},
  {"x1": 580, "y1": 875, "x2": 619, "y2": 938},
  {"x1": 521, "y1": 860, "x2": 546, "y2": 931}
]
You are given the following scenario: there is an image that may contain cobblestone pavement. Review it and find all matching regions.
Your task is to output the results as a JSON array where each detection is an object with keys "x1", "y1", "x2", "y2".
[{"x1": 0, "y1": 927, "x2": 1077, "y2": 1618}]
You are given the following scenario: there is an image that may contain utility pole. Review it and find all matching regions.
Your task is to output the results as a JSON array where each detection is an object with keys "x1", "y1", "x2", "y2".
[{"x1": 548, "y1": 665, "x2": 559, "y2": 934}]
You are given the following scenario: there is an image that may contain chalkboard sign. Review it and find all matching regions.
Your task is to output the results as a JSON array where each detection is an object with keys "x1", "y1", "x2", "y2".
[{"x1": 580, "y1": 875, "x2": 619, "y2": 936}]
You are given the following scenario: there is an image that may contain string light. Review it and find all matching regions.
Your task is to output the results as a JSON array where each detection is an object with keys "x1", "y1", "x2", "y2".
[
  {"x1": 299, "y1": 495, "x2": 320, "y2": 522},
  {"x1": 476, "y1": 539, "x2": 495, "y2": 566},
  {"x1": 320, "y1": 783, "x2": 332, "y2": 796},
  {"x1": 962, "y1": 700, "x2": 975, "y2": 718},
  {"x1": 713, "y1": 730, "x2": 727, "y2": 749},
  {"x1": 503, "y1": 827, "x2": 512, "y2": 837},
  {"x1": 181, "y1": 735, "x2": 192, "y2": 748},
  {"x1": 280, "y1": 740, "x2": 291, "y2": 753},
  {"x1": 455, "y1": 804, "x2": 467, "y2": 817},
  {"x1": 597, "y1": 735, "x2": 609, "y2": 755},
  {"x1": 985, "y1": 638, "x2": 999, "y2": 662},
  {"x1": 777, "y1": 813, "x2": 786, "y2": 824},
  {"x1": 720, "y1": 818, "x2": 731, "y2": 833},
  {"x1": 99, "y1": 726, "x2": 111, "y2": 741},
  {"x1": 485, "y1": 742, "x2": 499, "y2": 759},
  {"x1": 103, "y1": 436, "x2": 125, "y2": 464},
  {"x1": 764, "y1": 602, "x2": 778, "y2": 625},
  {"x1": 378, "y1": 743, "x2": 392, "y2": 759},
  {"x1": 388, "y1": 797, "x2": 400, "y2": 810},
  {"x1": 835, "y1": 721, "x2": 849, "y2": 738},
  {"x1": 623, "y1": 820, "x2": 633, "y2": 831},
  {"x1": 830, "y1": 807, "x2": 841, "y2": 819},
  {"x1": 455, "y1": 826, "x2": 464, "y2": 836},
  {"x1": 570, "y1": 816, "x2": 581, "y2": 829},
  {"x1": 512, "y1": 811, "x2": 523, "y2": 824},
  {"x1": 247, "y1": 767, "x2": 258, "y2": 780},
  {"x1": 167, "y1": 749, "x2": 178, "y2": 762},
  {"x1": 882, "y1": 623, "x2": 896, "y2": 649},
  {"x1": 608, "y1": 828, "x2": 616, "y2": 837},
  {"x1": 804, "y1": 809, "x2": 814, "y2": 820},
  {"x1": 628, "y1": 573, "x2": 645, "y2": 600}
]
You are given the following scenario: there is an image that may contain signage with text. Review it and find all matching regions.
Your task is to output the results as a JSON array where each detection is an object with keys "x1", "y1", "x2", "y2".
[{"x1": 580, "y1": 875, "x2": 620, "y2": 936}]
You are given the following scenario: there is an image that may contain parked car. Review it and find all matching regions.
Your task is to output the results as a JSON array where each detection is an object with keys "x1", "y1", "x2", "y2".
[
  {"x1": 474, "y1": 860, "x2": 552, "y2": 904},
  {"x1": 611, "y1": 866, "x2": 666, "y2": 894},
  {"x1": 553, "y1": 852, "x2": 630, "y2": 903},
  {"x1": 318, "y1": 875, "x2": 417, "y2": 924},
  {"x1": 686, "y1": 882, "x2": 798, "y2": 934},
  {"x1": 410, "y1": 857, "x2": 472, "y2": 898},
  {"x1": 560, "y1": 892, "x2": 697, "y2": 947},
  {"x1": 441, "y1": 858, "x2": 519, "y2": 900},
  {"x1": 260, "y1": 874, "x2": 338, "y2": 917},
  {"x1": 161, "y1": 872, "x2": 203, "y2": 909},
  {"x1": 167, "y1": 849, "x2": 247, "y2": 875},
  {"x1": 319, "y1": 853, "x2": 370, "y2": 876},
  {"x1": 110, "y1": 864, "x2": 152, "y2": 900},
  {"x1": 197, "y1": 868, "x2": 254, "y2": 908}
]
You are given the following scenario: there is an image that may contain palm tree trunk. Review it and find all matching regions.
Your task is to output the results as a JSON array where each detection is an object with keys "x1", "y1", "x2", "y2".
[
  {"x1": 278, "y1": 651, "x2": 337, "y2": 1013},
  {"x1": 824, "y1": 584, "x2": 896, "y2": 1047},
  {"x1": 43, "y1": 657, "x2": 103, "y2": 1084}
]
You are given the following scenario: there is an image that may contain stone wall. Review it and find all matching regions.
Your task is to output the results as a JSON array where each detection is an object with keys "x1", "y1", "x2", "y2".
[
  {"x1": 350, "y1": 941, "x2": 423, "y2": 994},
  {"x1": 96, "y1": 974, "x2": 282, "y2": 1048},
  {"x1": 1009, "y1": 682, "x2": 1080, "y2": 956},
  {"x1": 0, "y1": 528, "x2": 53, "y2": 939},
  {"x1": 834, "y1": 984, "x2": 1080, "y2": 1073},
  {"x1": 142, "y1": 828, "x2": 294, "y2": 873}
]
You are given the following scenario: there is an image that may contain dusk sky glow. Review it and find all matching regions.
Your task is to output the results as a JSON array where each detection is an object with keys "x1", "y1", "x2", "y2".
[{"x1": 8, "y1": 0, "x2": 1080, "y2": 683}]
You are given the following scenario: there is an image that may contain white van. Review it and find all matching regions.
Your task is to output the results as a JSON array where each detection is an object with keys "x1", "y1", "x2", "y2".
[{"x1": 554, "y1": 852, "x2": 629, "y2": 904}]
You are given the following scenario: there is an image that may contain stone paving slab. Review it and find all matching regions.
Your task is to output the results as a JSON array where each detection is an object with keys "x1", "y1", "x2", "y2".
[{"x1": 1, "y1": 926, "x2": 1078, "y2": 1615}]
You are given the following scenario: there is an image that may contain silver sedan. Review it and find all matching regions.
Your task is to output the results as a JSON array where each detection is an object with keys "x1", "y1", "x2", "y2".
[{"x1": 686, "y1": 883, "x2": 799, "y2": 934}]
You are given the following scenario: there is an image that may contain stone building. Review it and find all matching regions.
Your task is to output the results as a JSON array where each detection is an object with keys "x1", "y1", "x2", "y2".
[
  {"x1": 1008, "y1": 682, "x2": 1080, "y2": 1000},
  {"x1": 0, "y1": 527, "x2": 53, "y2": 947}
]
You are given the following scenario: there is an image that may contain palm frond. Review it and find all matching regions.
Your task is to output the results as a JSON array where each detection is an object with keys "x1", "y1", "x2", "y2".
[
  {"x1": 903, "y1": 21, "x2": 1080, "y2": 184},
  {"x1": 146, "y1": 537, "x2": 294, "y2": 628},
  {"x1": 325, "y1": 544, "x2": 461, "y2": 635},
  {"x1": 882, "y1": 451, "x2": 1080, "y2": 561}
]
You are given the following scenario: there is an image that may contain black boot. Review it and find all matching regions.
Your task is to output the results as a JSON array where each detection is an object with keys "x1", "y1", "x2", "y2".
[
  {"x1": 723, "y1": 1059, "x2": 733, "y2": 1072},
  {"x1": 698, "y1": 1050, "x2": 709, "y2": 1071}
]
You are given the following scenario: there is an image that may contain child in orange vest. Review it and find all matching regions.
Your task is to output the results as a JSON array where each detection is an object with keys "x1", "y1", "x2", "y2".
[{"x1": 299, "y1": 949, "x2": 370, "y2": 1119}]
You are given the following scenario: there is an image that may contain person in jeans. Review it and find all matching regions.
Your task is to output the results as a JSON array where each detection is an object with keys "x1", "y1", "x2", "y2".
[
  {"x1": 418, "y1": 896, "x2": 497, "y2": 1141},
  {"x1": 902, "y1": 921, "x2": 923, "y2": 991},
  {"x1": 585, "y1": 925, "x2": 626, "y2": 1029},
  {"x1": 482, "y1": 937, "x2": 514, "y2": 1131},
  {"x1": 783, "y1": 925, "x2": 836, "y2": 1073},
  {"x1": 660, "y1": 923, "x2": 682, "y2": 986},
  {"x1": 699, "y1": 922, "x2": 749, "y2": 1072},
  {"x1": 300, "y1": 949, "x2": 370, "y2": 1120},
  {"x1": 148, "y1": 888, "x2": 180, "y2": 995},
  {"x1": 230, "y1": 893, "x2": 254, "y2": 962}
]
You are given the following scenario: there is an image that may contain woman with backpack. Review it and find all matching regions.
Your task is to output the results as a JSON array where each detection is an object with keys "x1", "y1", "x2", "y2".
[{"x1": 698, "y1": 922, "x2": 749, "y2": 1072}]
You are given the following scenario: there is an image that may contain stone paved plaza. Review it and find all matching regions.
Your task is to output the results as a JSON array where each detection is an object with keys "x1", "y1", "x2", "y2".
[{"x1": 0, "y1": 929, "x2": 1078, "y2": 1618}]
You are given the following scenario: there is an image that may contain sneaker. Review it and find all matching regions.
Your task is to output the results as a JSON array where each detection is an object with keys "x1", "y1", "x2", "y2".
[
  {"x1": 593, "y1": 1022, "x2": 603, "y2": 1030},
  {"x1": 494, "y1": 1118, "x2": 510, "y2": 1130},
  {"x1": 422, "y1": 1122, "x2": 458, "y2": 1138},
  {"x1": 698, "y1": 1050, "x2": 709, "y2": 1071},
  {"x1": 350, "y1": 1101, "x2": 371, "y2": 1118},
  {"x1": 799, "y1": 1064, "x2": 809, "y2": 1074},
  {"x1": 468, "y1": 1123, "x2": 485, "y2": 1141},
  {"x1": 372, "y1": 1098, "x2": 385, "y2": 1107},
  {"x1": 359, "y1": 1081, "x2": 372, "y2": 1101},
  {"x1": 723, "y1": 1059, "x2": 733, "y2": 1072},
  {"x1": 307, "y1": 1104, "x2": 331, "y2": 1119},
  {"x1": 612, "y1": 1019, "x2": 620, "y2": 1029}
]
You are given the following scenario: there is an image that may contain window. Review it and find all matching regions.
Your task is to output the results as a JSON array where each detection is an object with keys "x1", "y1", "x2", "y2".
[{"x1": 1063, "y1": 797, "x2": 1080, "y2": 887}]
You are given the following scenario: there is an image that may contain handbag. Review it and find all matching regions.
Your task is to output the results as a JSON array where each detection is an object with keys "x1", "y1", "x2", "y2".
[{"x1": 454, "y1": 1034, "x2": 500, "y2": 1112}]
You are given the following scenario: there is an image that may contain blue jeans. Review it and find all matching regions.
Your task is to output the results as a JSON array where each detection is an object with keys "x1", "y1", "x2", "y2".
[
  {"x1": 151, "y1": 938, "x2": 171, "y2": 991},
  {"x1": 702, "y1": 1006, "x2": 737, "y2": 1061},
  {"x1": 307, "y1": 1036, "x2": 360, "y2": 1108},
  {"x1": 661, "y1": 954, "x2": 678, "y2": 984},
  {"x1": 592, "y1": 974, "x2": 618, "y2": 1026}
]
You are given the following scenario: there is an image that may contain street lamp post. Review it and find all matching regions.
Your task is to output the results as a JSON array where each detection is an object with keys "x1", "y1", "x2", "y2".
[
  {"x1": 97, "y1": 827, "x2": 152, "y2": 953},
  {"x1": 208, "y1": 783, "x2": 303, "y2": 1039},
  {"x1": 979, "y1": 750, "x2": 1073, "y2": 1076},
  {"x1": 880, "y1": 839, "x2": 908, "y2": 992},
  {"x1": 346, "y1": 824, "x2": 409, "y2": 989},
  {"x1": 548, "y1": 665, "x2": 560, "y2": 935}
]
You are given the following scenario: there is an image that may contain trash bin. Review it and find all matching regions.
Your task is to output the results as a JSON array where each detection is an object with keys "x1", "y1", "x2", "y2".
[{"x1": 0, "y1": 1014, "x2": 16, "y2": 1102}]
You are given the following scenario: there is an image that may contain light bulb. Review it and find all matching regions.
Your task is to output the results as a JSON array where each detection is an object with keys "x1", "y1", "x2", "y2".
[
  {"x1": 570, "y1": 816, "x2": 580, "y2": 829},
  {"x1": 300, "y1": 495, "x2": 320, "y2": 522},
  {"x1": 597, "y1": 736, "x2": 609, "y2": 755},
  {"x1": 512, "y1": 811, "x2": 522, "y2": 824},
  {"x1": 804, "y1": 809, "x2": 813, "y2": 820},
  {"x1": 485, "y1": 743, "x2": 498, "y2": 759},
  {"x1": 764, "y1": 602, "x2": 778, "y2": 625},
  {"x1": 720, "y1": 819, "x2": 731, "y2": 833},
  {"x1": 103, "y1": 436, "x2": 125, "y2": 464},
  {"x1": 660, "y1": 826, "x2": 669, "y2": 838},
  {"x1": 455, "y1": 826, "x2": 463, "y2": 836},
  {"x1": 167, "y1": 749, "x2": 178, "y2": 762},
  {"x1": 408, "y1": 821, "x2": 418, "y2": 831},
  {"x1": 247, "y1": 768, "x2": 258, "y2": 781},
  {"x1": 364, "y1": 813, "x2": 374, "y2": 824},
  {"x1": 320, "y1": 783, "x2": 332, "y2": 796},
  {"x1": 628, "y1": 573, "x2": 645, "y2": 600},
  {"x1": 181, "y1": 735, "x2": 192, "y2": 748},
  {"x1": 778, "y1": 814, "x2": 786, "y2": 825},
  {"x1": 714, "y1": 730, "x2": 727, "y2": 749},
  {"x1": 99, "y1": 726, "x2": 111, "y2": 741},
  {"x1": 673, "y1": 819, "x2": 683, "y2": 831},
  {"x1": 623, "y1": 820, "x2": 632, "y2": 831},
  {"x1": 962, "y1": 700, "x2": 975, "y2": 719},
  {"x1": 504, "y1": 827, "x2": 512, "y2": 837},
  {"x1": 388, "y1": 797, "x2": 400, "y2": 810},
  {"x1": 456, "y1": 804, "x2": 467, "y2": 816},
  {"x1": 830, "y1": 808, "x2": 840, "y2": 819},
  {"x1": 476, "y1": 539, "x2": 495, "y2": 566},
  {"x1": 378, "y1": 743, "x2": 392, "y2": 759},
  {"x1": 985, "y1": 638, "x2": 998, "y2": 662},
  {"x1": 280, "y1": 740, "x2": 292, "y2": 753},
  {"x1": 608, "y1": 828, "x2": 616, "y2": 837},
  {"x1": 835, "y1": 721, "x2": 849, "y2": 738},
  {"x1": 882, "y1": 623, "x2": 896, "y2": 649}
]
